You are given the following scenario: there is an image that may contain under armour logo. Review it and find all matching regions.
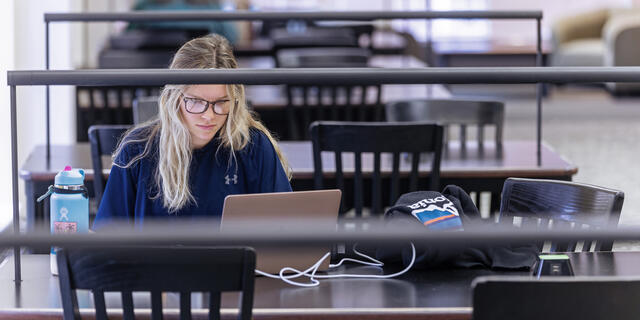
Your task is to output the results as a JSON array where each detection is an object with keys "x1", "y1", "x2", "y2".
[
  {"x1": 225, "y1": 174, "x2": 238, "y2": 185},
  {"x1": 59, "y1": 207, "x2": 69, "y2": 221}
]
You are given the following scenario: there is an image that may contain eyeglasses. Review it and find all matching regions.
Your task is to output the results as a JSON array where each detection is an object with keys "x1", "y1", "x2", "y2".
[{"x1": 181, "y1": 95, "x2": 233, "y2": 115}]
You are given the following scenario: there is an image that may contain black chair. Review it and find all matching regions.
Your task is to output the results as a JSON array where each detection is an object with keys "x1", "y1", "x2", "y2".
[
  {"x1": 133, "y1": 96, "x2": 159, "y2": 124},
  {"x1": 310, "y1": 121, "x2": 443, "y2": 217},
  {"x1": 88, "y1": 125, "x2": 132, "y2": 209},
  {"x1": 499, "y1": 178, "x2": 624, "y2": 252},
  {"x1": 76, "y1": 86, "x2": 160, "y2": 141},
  {"x1": 472, "y1": 276, "x2": 640, "y2": 320},
  {"x1": 57, "y1": 246, "x2": 256, "y2": 320},
  {"x1": 385, "y1": 99, "x2": 504, "y2": 153},
  {"x1": 280, "y1": 48, "x2": 382, "y2": 140},
  {"x1": 276, "y1": 47, "x2": 371, "y2": 68},
  {"x1": 270, "y1": 27, "x2": 359, "y2": 54}
]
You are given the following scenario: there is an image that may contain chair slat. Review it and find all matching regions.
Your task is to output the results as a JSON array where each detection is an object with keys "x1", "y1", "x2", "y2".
[
  {"x1": 460, "y1": 124, "x2": 467, "y2": 151},
  {"x1": 409, "y1": 152, "x2": 420, "y2": 191},
  {"x1": 122, "y1": 291, "x2": 135, "y2": 320},
  {"x1": 180, "y1": 292, "x2": 192, "y2": 320},
  {"x1": 374, "y1": 86, "x2": 383, "y2": 121},
  {"x1": 93, "y1": 290, "x2": 108, "y2": 320},
  {"x1": 335, "y1": 151, "x2": 345, "y2": 214},
  {"x1": 345, "y1": 86, "x2": 353, "y2": 121},
  {"x1": 358, "y1": 87, "x2": 366, "y2": 121},
  {"x1": 354, "y1": 151, "x2": 363, "y2": 216},
  {"x1": 390, "y1": 152, "x2": 401, "y2": 206},
  {"x1": 208, "y1": 292, "x2": 221, "y2": 320},
  {"x1": 330, "y1": 86, "x2": 339, "y2": 120},
  {"x1": 316, "y1": 87, "x2": 324, "y2": 120},
  {"x1": 302, "y1": 86, "x2": 311, "y2": 139},
  {"x1": 372, "y1": 151, "x2": 382, "y2": 216},
  {"x1": 286, "y1": 86, "x2": 299, "y2": 140},
  {"x1": 151, "y1": 291, "x2": 163, "y2": 320},
  {"x1": 116, "y1": 89, "x2": 125, "y2": 123}
]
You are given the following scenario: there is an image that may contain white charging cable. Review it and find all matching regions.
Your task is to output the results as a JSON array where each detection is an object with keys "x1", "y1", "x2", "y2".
[
  {"x1": 255, "y1": 242, "x2": 416, "y2": 287},
  {"x1": 329, "y1": 243, "x2": 384, "y2": 268}
]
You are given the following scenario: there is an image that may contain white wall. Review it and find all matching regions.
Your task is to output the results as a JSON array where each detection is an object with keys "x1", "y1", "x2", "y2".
[
  {"x1": 0, "y1": 1, "x2": 15, "y2": 230},
  {"x1": 4, "y1": 0, "x2": 77, "y2": 231},
  {"x1": 1, "y1": 0, "x2": 133, "y2": 231}
]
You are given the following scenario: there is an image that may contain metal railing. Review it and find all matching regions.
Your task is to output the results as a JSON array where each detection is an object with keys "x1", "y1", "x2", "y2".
[
  {"x1": 42, "y1": 10, "x2": 543, "y2": 162},
  {"x1": 8, "y1": 66, "x2": 640, "y2": 282}
]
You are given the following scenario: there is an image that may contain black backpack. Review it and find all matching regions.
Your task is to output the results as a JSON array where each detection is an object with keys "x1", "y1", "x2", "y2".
[{"x1": 374, "y1": 185, "x2": 538, "y2": 270}]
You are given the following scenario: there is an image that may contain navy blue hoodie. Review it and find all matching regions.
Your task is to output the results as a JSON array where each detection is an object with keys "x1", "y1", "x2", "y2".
[{"x1": 93, "y1": 128, "x2": 291, "y2": 229}]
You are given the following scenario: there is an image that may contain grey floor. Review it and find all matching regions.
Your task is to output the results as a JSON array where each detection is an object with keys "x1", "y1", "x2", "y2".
[{"x1": 449, "y1": 84, "x2": 640, "y2": 249}]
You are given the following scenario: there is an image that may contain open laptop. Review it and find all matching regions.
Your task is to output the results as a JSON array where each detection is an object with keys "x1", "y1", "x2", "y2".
[{"x1": 221, "y1": 189, "x2": 341, "y2": 274}]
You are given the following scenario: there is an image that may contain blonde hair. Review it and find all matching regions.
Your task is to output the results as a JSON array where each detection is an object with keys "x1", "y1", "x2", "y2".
[{"x1": 113, "y1": 34, "x2": 291, "y2": 212}]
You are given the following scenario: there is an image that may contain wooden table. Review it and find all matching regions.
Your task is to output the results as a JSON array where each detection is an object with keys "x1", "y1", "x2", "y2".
[
  {"x1": 20, "y1": 140, "x2": 577, "y2": 232},
  {"x1": 0, "y1": 251, "x2": 635, "y2": 319}
]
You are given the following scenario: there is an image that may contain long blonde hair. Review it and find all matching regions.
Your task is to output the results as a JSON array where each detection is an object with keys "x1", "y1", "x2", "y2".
[{"x1": 113, "y1": 34, "x2": 291, "y2": 212}]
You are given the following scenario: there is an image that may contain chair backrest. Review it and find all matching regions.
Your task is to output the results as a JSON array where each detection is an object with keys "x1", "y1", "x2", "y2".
[
  {"x1": 310, "y1": 121, "x2": 443, "y2": 217},
  {"x1": 133, "y1": 96, "x2": 159, "y2": 124},
  {"x1": 76, "y1": 86, "x2": 160, "y2": 142},
  {"x1": 472, "y1": 276, "x2": 640, "y2": 320},
  {"x1": 270, "y1": 27, "x2": 358, "y2": 53},
  {"x1": 277, "y1": 47, "x2": 371, "y2": 68},
  {"x1": 385, "y1": 99, "x2": 504, "y2": 150},
  {"x1": 281, "y1": 48, "x2": 381, "y2": 140},
  {"x1": 88, "y1": 125, "x2": 132, "y2": 208},
  {"x1": 499, "y1": 178, "x2": 624, "y2": 252},
  {"x1": 57, "y1": 246, "x2": 256, "y2": 320}
]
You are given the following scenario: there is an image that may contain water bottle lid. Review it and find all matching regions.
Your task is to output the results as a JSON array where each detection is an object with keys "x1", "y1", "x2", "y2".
[{"x1": 55, "y1": 166, "x2": 85, "y2": 186}]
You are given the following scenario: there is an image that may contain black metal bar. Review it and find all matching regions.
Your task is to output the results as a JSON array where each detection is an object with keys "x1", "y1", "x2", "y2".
[
  {"x1": 536, "y1": 17, "x2": 543, "y2": 166},
  {"x1": 45, "y1": 21, "x2": 50, "y2": 165},
  {"x1": 8, "y1": 67, "x2": 640, "y2": 86},
  {"x1": 44, "y1": 10, "x2": 543, "y2": 22},
  {"x1": 1, "y1": 226, "x2": 640, "y2": 248},
  {"x1": 10, "y1": 85, "x2": 21, "y2": 283}
]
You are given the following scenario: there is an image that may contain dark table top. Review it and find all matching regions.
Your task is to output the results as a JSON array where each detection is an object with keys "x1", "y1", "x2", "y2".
[
  {"x1": 0, "y1": 251, "x2": 637, "y2": 319},
  {"x1": 20, "y1": 141, "x2": 577, "y2": 182}
]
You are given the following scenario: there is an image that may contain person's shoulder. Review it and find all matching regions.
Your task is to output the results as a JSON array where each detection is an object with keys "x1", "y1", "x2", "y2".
[
  {"x1": 247, "y1": 127, "x2": 276, "y2": 152},
  {"x1": 236, "y1": 127, "x2": 276, "y2": 160}
]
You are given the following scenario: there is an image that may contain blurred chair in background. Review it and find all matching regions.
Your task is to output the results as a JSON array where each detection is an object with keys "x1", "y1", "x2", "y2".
[
  {"x1": 133, "y1": 96, "x2": 160, "y2": 124},
  {"x1": 278, "y1": 47, "x2": 382, "y2": 140},
  {"x1": 385, "y1": 99, "x2": 504, "y2": 154},
  {"x1": 88, "y1": 125, "x2": 132, "y2": 211}
]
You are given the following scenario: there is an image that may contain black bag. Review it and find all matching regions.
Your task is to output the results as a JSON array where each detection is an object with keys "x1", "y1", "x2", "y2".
[{"x1": 375, "y1": 185, "x2": 538, "y2": 270}]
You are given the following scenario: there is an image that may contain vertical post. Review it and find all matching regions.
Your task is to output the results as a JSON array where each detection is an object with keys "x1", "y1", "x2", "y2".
[
  {"x1": 425, "y1": 0, "x2": 433, "y2": 97},
  {"x1": 535, "y1": 17, "x2": 542, "y2": 166},
  {"x1": 45, "y1": 21, "x2": 51, "y2": 165},
  {"x1": 10, "y1": 85, "x2": 21, "y2": 283}
]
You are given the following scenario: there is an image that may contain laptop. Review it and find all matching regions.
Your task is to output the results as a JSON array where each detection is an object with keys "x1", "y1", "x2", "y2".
[{"x1": 221, "y1": 189, "x2": 341, "y2": 274}]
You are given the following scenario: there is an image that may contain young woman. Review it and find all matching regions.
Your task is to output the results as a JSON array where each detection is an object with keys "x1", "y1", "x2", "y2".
[{"x1": 93, "y1": 34, "x2": 292, "y2": 229}]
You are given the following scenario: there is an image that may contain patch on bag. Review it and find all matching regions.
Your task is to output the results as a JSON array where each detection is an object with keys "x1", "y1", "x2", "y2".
[{"x1": 407, "y1": 196, "x2": 463, "y2": 230}]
